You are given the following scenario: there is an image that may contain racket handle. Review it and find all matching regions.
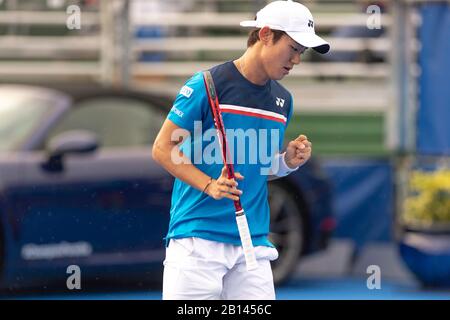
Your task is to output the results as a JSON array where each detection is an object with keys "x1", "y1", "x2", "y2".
[{"x1": 235, "y1": 212, "x2": 259, "y2": 271}]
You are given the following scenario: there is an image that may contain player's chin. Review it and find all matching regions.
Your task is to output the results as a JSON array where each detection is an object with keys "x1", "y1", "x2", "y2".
[{"x1": 272, "y1": 72, "x2": 286, "y2": 81}]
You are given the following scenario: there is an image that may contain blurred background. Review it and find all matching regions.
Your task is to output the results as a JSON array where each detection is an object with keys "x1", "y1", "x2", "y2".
[{"x1": 0, "y1": 0, "x2": 449, "y2": 299}]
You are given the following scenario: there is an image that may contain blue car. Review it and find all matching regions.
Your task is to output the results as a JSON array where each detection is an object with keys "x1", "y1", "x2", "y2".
[{"x1": 0, "y1": 84, "x2": 334, "y2": 291}]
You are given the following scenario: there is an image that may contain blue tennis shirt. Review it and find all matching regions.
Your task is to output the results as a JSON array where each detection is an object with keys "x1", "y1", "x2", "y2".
[{"x1": 165, "y1": 61, "x2": 293, "y2": 247}]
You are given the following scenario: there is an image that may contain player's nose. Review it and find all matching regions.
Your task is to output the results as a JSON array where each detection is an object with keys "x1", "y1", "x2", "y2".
[{"x1": 291, "y1": 53, "x2": 301, "y2": 65}]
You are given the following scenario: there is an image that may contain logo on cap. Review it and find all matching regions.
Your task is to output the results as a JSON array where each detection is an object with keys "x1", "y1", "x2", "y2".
[{"x1": 308, "y1": 20, "x2": 314, "y2": 28}]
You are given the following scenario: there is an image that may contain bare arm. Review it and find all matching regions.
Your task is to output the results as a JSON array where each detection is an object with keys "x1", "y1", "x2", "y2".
[
  {"x1": 152, "y1": 118, "x2": 243, "y2": 201},
  {"x1": 266, "y1": 135, "x2": 312, "y2": 181},
  {"x1": 152, "y1": 118, "x2": 210, "y2": 191}
]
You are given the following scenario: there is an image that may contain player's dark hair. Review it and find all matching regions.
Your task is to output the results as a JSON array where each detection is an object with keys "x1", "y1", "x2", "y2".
[{"x1": 247, "y1": 28, "x2": 286, "y2": 47}]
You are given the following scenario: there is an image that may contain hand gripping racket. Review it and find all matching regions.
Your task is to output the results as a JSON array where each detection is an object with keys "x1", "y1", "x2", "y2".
[{"x1": 202, "y1": 71, "x2": 258, "y2": 271}]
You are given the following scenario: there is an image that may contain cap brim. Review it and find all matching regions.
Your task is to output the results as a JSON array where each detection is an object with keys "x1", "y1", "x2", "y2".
[
  {"x1": 286, "y1": 31, "x2": 330, "y2": 54},
  {"x1": 240, "y1": 20, "x2": 258, "y2": 27}
]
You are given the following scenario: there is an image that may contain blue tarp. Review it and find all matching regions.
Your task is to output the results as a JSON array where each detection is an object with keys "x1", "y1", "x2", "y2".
[
  {"x1": 322, "y1": 159, "x2": 394, "y2": 248},
  {"x1": 417, "y1": 4, "x2": 450, "y2": 156}
]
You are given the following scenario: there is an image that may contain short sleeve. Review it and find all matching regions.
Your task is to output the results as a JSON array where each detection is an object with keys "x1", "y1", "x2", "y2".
[
  {"x1": 279, "y1": 93, "x2": 294, "y2": 149},
  {"x1": 167, "y1": 72, "x2": 209, "y2": 132},
  {"x1": 286, "y1": 93, "x2": 294, "y2": 127}
]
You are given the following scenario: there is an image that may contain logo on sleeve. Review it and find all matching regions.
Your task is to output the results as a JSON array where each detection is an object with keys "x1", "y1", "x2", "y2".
[
  {"x1": 171, "y1": 106, "x2": 184, "y2": 118},
  {"x1": 180, "y1": 85, "x2": 194, "y2": 98}
]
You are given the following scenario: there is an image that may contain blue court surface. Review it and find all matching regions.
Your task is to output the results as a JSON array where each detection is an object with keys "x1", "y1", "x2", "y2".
[
  {"x1": 276, "y1": 277, "x2": 450, "y2": 300},
  {"x1": 4, "y1": 276, "x2": 450, "y2": 300},
  {"x1": 3, "y1": 241, "x2": 450, "y2": 300}
]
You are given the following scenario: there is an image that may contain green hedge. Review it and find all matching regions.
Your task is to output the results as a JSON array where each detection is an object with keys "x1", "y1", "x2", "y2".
[{"x1": 285, "y1": 112, "x2": 387, "y2": 156}]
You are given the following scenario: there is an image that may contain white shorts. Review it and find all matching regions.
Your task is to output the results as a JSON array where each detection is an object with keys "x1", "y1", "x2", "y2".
[{"x1": 162, "y1": 237, "x2": 279, "y2": 300}]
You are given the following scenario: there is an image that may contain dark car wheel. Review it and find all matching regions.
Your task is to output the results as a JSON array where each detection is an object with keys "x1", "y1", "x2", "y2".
[{"x1": 268, "y1": 181, "x2": 307, "y2": 285}]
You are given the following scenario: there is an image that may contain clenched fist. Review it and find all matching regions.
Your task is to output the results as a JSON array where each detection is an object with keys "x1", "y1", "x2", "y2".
[{"x1": 285, "y1": 134, "x2": 312, "y2": 168}]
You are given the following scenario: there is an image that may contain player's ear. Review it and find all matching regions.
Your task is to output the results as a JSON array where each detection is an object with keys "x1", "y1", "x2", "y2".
[{"x1": 258, "y1": 26, "x2": 273, "y2": 45}]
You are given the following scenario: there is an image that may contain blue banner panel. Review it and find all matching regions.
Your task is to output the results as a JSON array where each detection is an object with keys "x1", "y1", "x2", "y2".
[
  {"x1": 322, "y1": 159, "x2": 394, "y2": 247},
  {"x1": 417, "y1": 4, "x2": 450, "y2": 155}
]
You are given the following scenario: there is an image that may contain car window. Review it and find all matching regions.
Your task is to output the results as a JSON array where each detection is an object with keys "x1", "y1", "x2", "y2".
[
  {"x1": 0, "y1": 93, "x2": 56, "y2": 152},
  {"x1": 46, "y1": 97, "x2": 165, "y2": 149}
]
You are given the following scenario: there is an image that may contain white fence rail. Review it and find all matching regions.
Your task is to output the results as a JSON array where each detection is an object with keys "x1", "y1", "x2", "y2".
[{"x1": 0, "y1": 0, "x2": 398, "y2": 113}]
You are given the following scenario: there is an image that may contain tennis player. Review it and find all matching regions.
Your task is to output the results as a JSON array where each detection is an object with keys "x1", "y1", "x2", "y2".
[{"x1": 152, "y1": 0, "x2": 330, "y2": 300}]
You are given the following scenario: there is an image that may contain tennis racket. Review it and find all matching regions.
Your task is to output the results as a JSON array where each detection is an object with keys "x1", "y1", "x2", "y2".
[{"x1": 202, "y1": 70, "x2": 258, "y2": 271}]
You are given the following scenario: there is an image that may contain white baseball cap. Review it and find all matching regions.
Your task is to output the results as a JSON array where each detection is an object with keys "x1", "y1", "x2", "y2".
[{"x1": 240, "y1": 0, "x2": 330, "y2": 54}]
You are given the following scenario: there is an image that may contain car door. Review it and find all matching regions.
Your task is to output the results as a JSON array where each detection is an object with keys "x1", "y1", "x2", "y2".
[{"x1": 13, "y1": 95, "x2": 173, "y2": 268}]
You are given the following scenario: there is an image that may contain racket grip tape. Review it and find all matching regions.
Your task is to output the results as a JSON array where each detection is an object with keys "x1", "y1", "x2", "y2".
[{"x1": 235, "y1": 212, "x2": 259, "y2": 271}]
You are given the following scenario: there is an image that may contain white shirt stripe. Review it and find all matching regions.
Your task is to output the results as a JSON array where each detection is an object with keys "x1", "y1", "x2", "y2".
[{"x1": 219, "y1": 104, "x2": 287, "y2": 123}]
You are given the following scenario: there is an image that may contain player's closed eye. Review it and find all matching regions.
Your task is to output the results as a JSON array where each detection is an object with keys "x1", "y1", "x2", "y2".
[{"x1": 290, "y1": 45, "x2": 305, "y2": 55}]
